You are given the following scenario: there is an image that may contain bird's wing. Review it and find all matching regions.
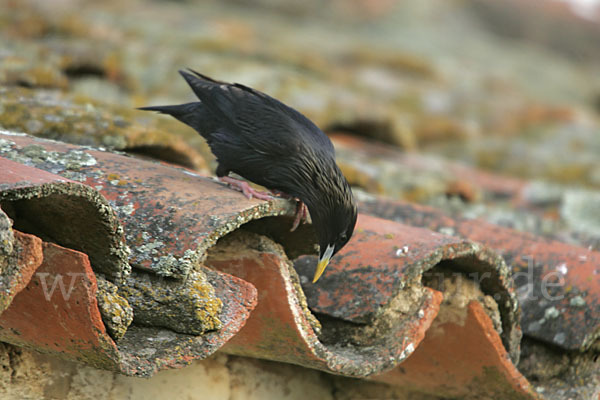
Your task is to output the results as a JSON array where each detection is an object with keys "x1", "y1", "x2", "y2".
[{"x1": 180, "y1": 69, "x2": 335, "y2": 157}]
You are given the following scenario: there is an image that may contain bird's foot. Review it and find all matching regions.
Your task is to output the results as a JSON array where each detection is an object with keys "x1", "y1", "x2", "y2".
[
  {"x1": 290, "y1": 200, "x2": 309, "y2": 232},
  {"x1": 264, "y1": 189, "x2": 309, "y2": 231},
  {"x1": 219, "y1": 176, "x2": 273, "y2": 201},
  {"x1": 269, "y1": 191, "x2": 309, "y2": 231}
]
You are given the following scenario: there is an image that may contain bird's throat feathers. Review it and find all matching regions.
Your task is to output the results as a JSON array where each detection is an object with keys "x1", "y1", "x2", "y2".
[{"x1": 299, "y1": 161, "x2": 357, "y2": 256}]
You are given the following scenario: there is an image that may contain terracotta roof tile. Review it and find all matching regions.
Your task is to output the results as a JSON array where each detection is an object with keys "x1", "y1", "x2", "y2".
[
  {"x1": 331, "y1": 132, "x2": 527, "y2": 200},
  {"x1": 329, "y1": 133, "x2": 599, "y2": 353},
  {"x1": 1, "y1": 131, "x2": 595, "y2": 397},
  {"x1": 360, "y1": 198, "x2": 600, "y2": 352},
  {"x1": 0, "y1": 230, "x2": 43, "y2": 313},
  {"x1": 0, "y1": 139, "x2": 259, "y2": 376},
  {"x1": 0, "y1": 240, "x2": 120, "y2": 369},
  {"x1": 208, "y1": 228, "x2": 442, "y2": 376},
  {"x1": 0, "y1": 131, "x2": 296, "y2": 279},
  {"x1": 373, "y1": 301, "x2": 537, "y2": 399}
]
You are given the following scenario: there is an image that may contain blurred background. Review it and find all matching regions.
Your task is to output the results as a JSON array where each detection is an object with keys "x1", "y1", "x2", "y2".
[{"x1": 1, "y1": 0, "x2": 599, "y2": 248}]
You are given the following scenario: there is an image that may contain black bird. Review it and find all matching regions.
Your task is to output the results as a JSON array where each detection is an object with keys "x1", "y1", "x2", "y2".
[{"x1": 139, "y1": 69, "x2": 357, "y2": 282}]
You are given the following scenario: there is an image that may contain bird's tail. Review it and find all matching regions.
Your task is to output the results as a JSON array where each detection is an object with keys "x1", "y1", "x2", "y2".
[
  {"x1": 138, "y1": 102, "x2": 217, "y2": 138},
  {"x1": 138, "y1": 103, "x2": 197, "y2": 118}
]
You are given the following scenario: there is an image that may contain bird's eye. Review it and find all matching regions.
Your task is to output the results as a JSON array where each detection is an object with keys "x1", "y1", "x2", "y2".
[{"x1": 340, "y1": 233, "x2": 347, "y2": 242}]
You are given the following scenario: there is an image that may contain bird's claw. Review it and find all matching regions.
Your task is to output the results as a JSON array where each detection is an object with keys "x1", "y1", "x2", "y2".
[
  {"x1": 269, "y1": 192, "x2": 309, "y2": 231},
  {"x1": 231, "y1": 185, "x2": 307, "y2": 231},
  {"x1": 290, "y1": 200, "x2": 309, "y2": 232}
]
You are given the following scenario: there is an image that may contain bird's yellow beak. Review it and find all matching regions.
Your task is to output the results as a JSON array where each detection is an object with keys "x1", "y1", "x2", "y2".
[
  {"x1": 313, "y1": 244, "x2": 334, "y2": 283},
  {"x1": 313, "y1": 257, "x2": 330, "y2": 283}
]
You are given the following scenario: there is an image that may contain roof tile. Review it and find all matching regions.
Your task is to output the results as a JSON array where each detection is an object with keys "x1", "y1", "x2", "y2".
[
  {"x1": 0, "y1": 135, "x2": 264, "y2": 376},
  {"x1": 1, "y1": 131, "x2": 589, "y2": 397},
  {"x1": 0, "y1": 240, "x2": 120, "y2": 369},
  {"x1": 360, "y1": 198, "x2": 600, "y2": 351},
  {"x1": 374, "y1": 301, "x2": 537, "y2": 399}
]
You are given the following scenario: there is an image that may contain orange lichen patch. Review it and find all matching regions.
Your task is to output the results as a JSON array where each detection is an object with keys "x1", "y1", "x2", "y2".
[{"x1": 373, "y1": 301, "x2": 538, "y2": 399}]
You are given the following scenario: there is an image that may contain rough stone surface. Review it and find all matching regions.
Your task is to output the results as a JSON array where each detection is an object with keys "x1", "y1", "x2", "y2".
[
  {"x1": 119, "y1": 269, "x2": 223, "y2": 335},
  {"x1": 518, "y1": 338, "x2": 600, "y2": 400},
  {"x1": 0, "y1": 87, "x2": 206, "y2": 170},
  {"x1": 95, "y1": 275, "x2": 133, "y2": 341},
  {"x1": 0, "y1": 208, "x2": 14, "y2": 274},
  {"x1": 1, "y1": 343, "x2": 442, "y2": 400}
]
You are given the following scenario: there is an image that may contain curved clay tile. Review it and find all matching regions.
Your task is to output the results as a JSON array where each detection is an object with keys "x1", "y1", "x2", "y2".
[
  {"x1": 0, "y1": 132, "x2": 537, "y2": 397},
  {"x1": 0, "y1": 152, "x2": 258, "y2": 376},
  {"x1": 206, "y1": 213, "x2": 532, "y2": 395},
  {"x1": 329, "y1": 133, "x2": 599, "y2": 353},
  {"x1": 360, "y1": 197, "x2": 600, "y2": 352}
]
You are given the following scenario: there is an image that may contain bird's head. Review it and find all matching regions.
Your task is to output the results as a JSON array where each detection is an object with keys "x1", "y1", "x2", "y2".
[{"x1": 311, "y1": 185, "x2": 357, "y2": 283}]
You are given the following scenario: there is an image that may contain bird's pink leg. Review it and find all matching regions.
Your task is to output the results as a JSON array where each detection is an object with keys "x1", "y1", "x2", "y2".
[
  {"x1": 268, "y1": 190, "x2": 309, "y2": 231},
  {"x1": 225, "y1": 182, "x2": 308, "y2": 230},
  {"x1": 219, "y1": 176, "x2": 273, "y2": 201},
  {"x1": 290, "y1": 200, "x2": 309, "y2": 232}
]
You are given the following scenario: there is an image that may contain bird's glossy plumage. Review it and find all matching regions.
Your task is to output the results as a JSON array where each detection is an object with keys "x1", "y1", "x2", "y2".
[{"x1": 140, "y1": 69, "x2": 357, "y2": 282}]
